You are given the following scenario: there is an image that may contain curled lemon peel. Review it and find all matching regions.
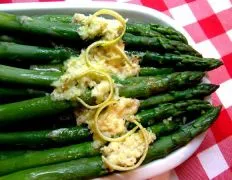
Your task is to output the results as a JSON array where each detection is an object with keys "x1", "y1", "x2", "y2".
[
  {"x1": 75, "y1": 70, "x2": 114, "y2": 109},
  {"x1": 93, "y1": 9, "x2": 126, "y2": 46},
  {"x1": 94, "y1": 100, "x2": 138, "y2": 142},
  {"x1": 84, "y1": 9, "x2": 131, "y2": 69},
  {"x1": 113, "y1": 45, "x2": 133, "y2": 67},
  {"x1": 73, "y1": 9, "x2": 148, "y2": 171},
  {"x1": 102, "y1": 119, "x2": 149, "y2": 171}
]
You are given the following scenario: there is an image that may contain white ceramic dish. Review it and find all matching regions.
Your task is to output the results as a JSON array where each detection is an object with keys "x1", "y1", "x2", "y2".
[{"x1": 0, "y1": 2, "x2": 206, "y2": 179}]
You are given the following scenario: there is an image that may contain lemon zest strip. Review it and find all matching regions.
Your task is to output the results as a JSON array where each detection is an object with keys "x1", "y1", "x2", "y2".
[
  {"x1": 75, "y1": 70, "x2": 114, "y2": 109},
  {"x1": 94, "y1": 100, "x2": 138, "y2": 142},
  {"x1": 102, "y1": 119, "x2": 149, "y2": 171}
]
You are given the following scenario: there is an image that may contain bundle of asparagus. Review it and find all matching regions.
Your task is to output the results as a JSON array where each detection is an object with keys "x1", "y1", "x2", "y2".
[{"x1": 0, "y1": 10, "x2": 222, "y2": 179}]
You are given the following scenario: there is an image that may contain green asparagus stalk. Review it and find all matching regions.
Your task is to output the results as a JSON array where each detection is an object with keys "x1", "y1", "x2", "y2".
[
  {"x1": 0, "y1": 65, "x2": 61, "y2": 87},
  {"x1": 0, "y1": 150, "x2": 28, "y2": 161},
  {"x1": 126, "y1": 23, "x2": 188, "y2": 43},
  {"x1": 33, "y1": 14, "x2": 73, "y2": 24},
  {"x1": 0, "y1": 96, "x2": 76, "y2": 127},
  {"x1": 33, "y1": 15, "x2": 188, "y2": 43},
  {"x1": 0, "y1": 12, "x2": 81, "y2": 41},
  {"x1": 0, "y1": 142, "x2": 100, "y2": 176},
  {"x1": 119, "y1": 71, "x2": 204, "y2": 98},
  {"x1": 0, "y1": 64, "x2": 204, "y2": 90},
  {"x1": 0, "y1": 42, "x2": 75, "y2": 64},
  {"x1": 0, "y1": 87, "x2": 47, "y2": 99},
  {"x1": 130, "y1": 51, "x2": 222, "y2": 71},
  {"x1": 0, "y1": 126, "x2": 91, "y2": 147},
  {"x1": 141, "y1": 67, "x2": 174, "y2": 76},
  {"x1": 0, "y1": 107, "x2": 220, "y2": 180},
  {"x1": 144, "y1": 106, "x2": 221, "y2": 163},
  {"x1": 0, "y1": 156, "x2": 107, "y2": 180},
  {"x1": 30, "y1": 64, "x2": 174, "y2": 76},
  {"x1": 0, "y1": 42, "x2": 221, "y2": 71},
  {"x1": 148, "y1": 23, "x2": 188, "y2": 42},
  {"x1": 123, "y1": 33, "x2": 201, "y2": 56},
  {"x1": 0, "y1": 41, "x2": 220, "y2": 71},
  {"x1": 137, "y1": 100, "x2": 211, "y2": 127},
  {"x1": 140, "y1": 84, "x2": 219, "y2": 109}
]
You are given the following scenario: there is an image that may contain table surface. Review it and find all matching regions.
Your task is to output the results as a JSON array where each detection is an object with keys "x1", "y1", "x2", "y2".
[{"x1": 1, "y1": 0, "x2": 232, "y2": 179}]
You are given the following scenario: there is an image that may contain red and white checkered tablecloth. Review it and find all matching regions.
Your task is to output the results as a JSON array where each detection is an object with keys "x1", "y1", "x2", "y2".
[{"x1": 1, "y1": 0, "x2": 232, "y2": 179}]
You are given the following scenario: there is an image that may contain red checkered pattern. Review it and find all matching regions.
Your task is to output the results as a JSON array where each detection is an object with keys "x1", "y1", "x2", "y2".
[
  {"x1": 139, "y1": 0, "x2": 232, "y2": 179},
  {"x1": 1, "y1": 0, "x2": 232, "y2": 179}
]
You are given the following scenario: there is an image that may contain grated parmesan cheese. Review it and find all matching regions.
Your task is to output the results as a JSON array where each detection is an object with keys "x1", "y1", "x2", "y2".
[
  {"x1": 102, "y1": 130, "x2": 156, "y2": 167},
  {"x1": 73, "y1": 13, "x2": 123, "y2": 40},
  {"x1": 75, "y1": 97, "x2": 140, "y2": 137}
]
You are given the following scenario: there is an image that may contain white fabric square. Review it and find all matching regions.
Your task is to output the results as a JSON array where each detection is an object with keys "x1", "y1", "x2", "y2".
[
  {"x1": 227, "y1": 29, "x2": 232, "y2": 42},
  {"x1": 208, "y1": 0, "x2": 232, "y2": 13},
  {"x1": 195, "y1": 40, "x2": 220, "y2": 59},
  {"x1": 197, "y1": 144, "x2": 229, "y2": 179},
  {"x1": 216, "y1": 79, "x2": 232, "y2": 108},
  {"x1": 169, "y1": 4, "x2": 197, "y2": 26}
]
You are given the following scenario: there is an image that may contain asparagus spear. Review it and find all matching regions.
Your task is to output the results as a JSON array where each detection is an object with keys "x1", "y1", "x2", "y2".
[
  {"x1": 0, "y1": 42, "x2": 75, "y2": 64},
  {"x1": 119, "y1": 71, "x2": 204, "y2": 98},
  {"x1": 33, "y1": 14, "x2": 73, "y2": 24},
  {"x1": 0, "y1": 107, "x2": 220, "y2": 180},
  {"x1": 123, "y1": 33, "x2": 201, "y2": 56},
  {"x1": 0, "y1": 12, "x2": 81, "y2": 41},
  {"x1": 0, "y1": 87, "x2": 47, "y2": 99},
  {"x1": 144, "y1": 106, "x2": 221, "y2": 162},
  {"x1": 0, "y1": 65, "x2": 61, "y2": 87},
  {"x1": 126, "y1": 23, "x2": 188, "y2": 43},
  {"x1": 0, "y1": 156, "x2": 107, "y2": 180},
  {"x1": 137, "y1": 100, "x2": 211, "y2": 127},
  {"x1": 33, "y1": 15, "x2": 188, "y2": 43},
  {"x1": 0, "y1": 64, "x2": 204, "y2": 90},
  {"x1": 30, "y1": 64, "x2": 174, "y2": 76},
  {"x1": 139, "y1": 67, "x2": 174, "y2": 76},
  {"x1": 130, "y1": 51, "x2": 222, "y2": 71},
  {"x1": 148, "y1": 23, "x2": 188, "y2": 42},
  {"x1": 0, "y1": 96, "x2": 76, "y2": 127},
  {"x1": 0, "y1": 150, "x2": 28, "y2": 161},
  {"x1": 0, "y1": 126, "x2": 91, "y2": 147},
  {"x1": 0, "y1": 142, "x2": 100, "y2": 176},
  {"x1": 140, "y1": 84, "x2": 219, "y2": 109},
  {"x1": 0, "y1": 120, "x2": 180, "y2": 175},
  {"x1": 0, "y1": 41, "x2": 221, "y2": 71},
  {"x1": 0, "y1": 87, "x2": 48, "y2": 104},
  {"x1": 0, "y1": 40, "x2": 220, "y2": 71}
]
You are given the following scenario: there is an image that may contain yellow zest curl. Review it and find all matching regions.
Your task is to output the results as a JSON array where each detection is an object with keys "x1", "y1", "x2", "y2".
[
  {"x1": 85, "y1": 9, "x2": 131, "y2": 69},
  {"x1": 75, "y1": 70, "x2": 114, "y2": 109},
  {"x1": 102, "y1": 119, "x2": 149, "y2": 171},
  {"x1": 113, "y1": 45, "x2": 133, "y2": 67},
  {"x1": 94, "y1": 100, "x2": 138, "y2": 142},
  {"x1": 93, "y1": 9, "x2": 126, "y2": 46}
]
